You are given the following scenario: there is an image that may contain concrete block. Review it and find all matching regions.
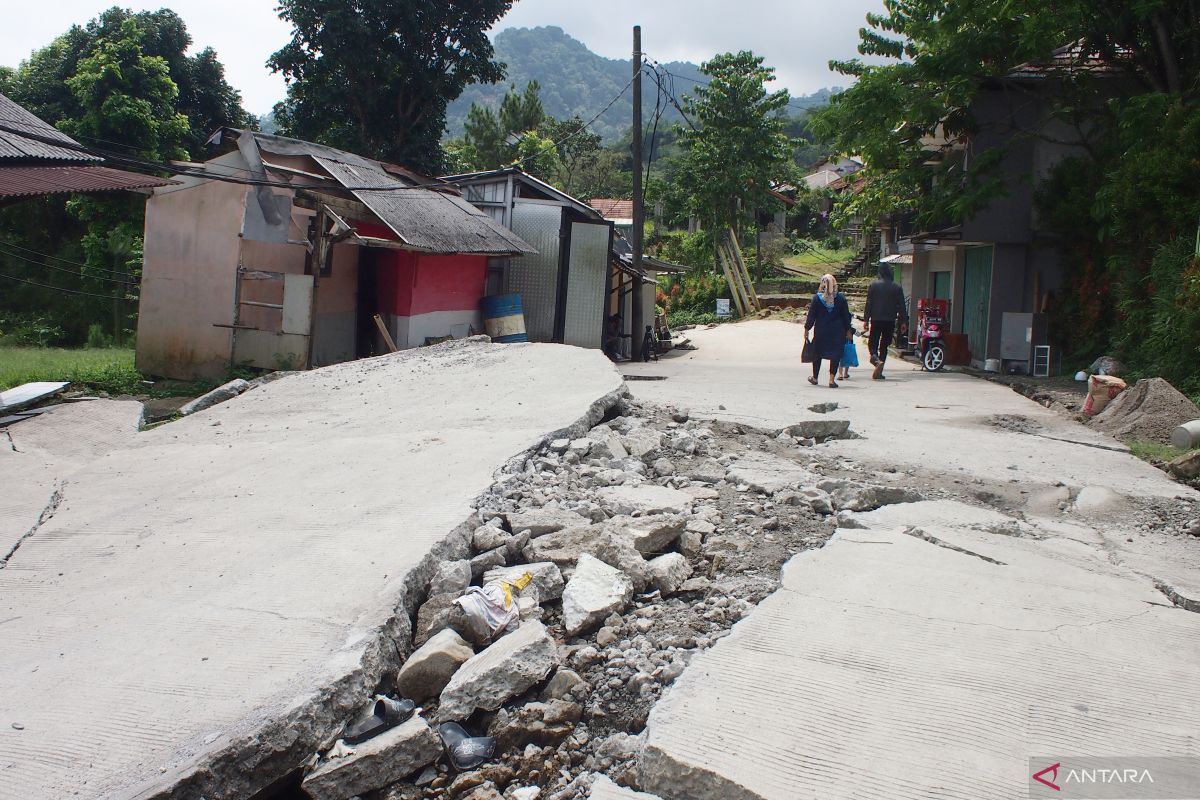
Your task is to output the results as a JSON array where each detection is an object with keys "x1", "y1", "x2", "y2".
[
  {"x1": 437, "y1": 620, "x2": 559, "y2": 722},
  {"x1": 395, "y1": 628, "x2": 475, "y2": 701},
  {"x1": 301, "y1": 716, "x2": 440, "y2": 800},
  {"x1": 562, "y1": 554, "x2": 634, "y2": 637}
]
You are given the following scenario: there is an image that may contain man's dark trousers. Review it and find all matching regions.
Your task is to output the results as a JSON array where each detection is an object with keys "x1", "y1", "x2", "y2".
[{"x1": 869, "y1": 321, "x2": 895, "y2": 364}]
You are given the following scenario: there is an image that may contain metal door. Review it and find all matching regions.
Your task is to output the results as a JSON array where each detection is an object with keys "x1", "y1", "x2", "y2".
[
  {"x1": 508, "y1": 201, "x2": 564, "y2": 342},
  {"x1": 562, "y1": 221, "x2": 610, "y2": 348},
  {"x1": 962, "y1": 246, "x2": 993, "y2": 363}
]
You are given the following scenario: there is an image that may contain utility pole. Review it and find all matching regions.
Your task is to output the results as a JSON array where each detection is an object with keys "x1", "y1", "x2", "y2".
[{"x1": 630, "y1": 24, "x2": 644, "y2": 361}]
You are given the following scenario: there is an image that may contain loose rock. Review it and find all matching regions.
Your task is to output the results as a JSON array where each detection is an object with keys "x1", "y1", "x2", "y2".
[
  {"x1": 437, "y1": 620, "x2": 559, "y2": 722},
  {"x1": 301, "y1": 717, "x2": 440, "y2": 800},
  {"x1": 561, "y1": 554, "x2": 634, "y2": 637},
  {"x1": 395, "y1": 628, "x2": 474, "y2": 701}
]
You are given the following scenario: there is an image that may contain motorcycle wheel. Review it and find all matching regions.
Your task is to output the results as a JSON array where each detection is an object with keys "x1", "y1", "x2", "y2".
[{"x1": 923, "y1": 344, "x2": 946, "y2": 372}]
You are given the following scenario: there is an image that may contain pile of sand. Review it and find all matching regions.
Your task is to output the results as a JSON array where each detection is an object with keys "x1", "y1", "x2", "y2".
[{"x1": 1089, "y1": 377, "x2": 1200, "y2": 444}]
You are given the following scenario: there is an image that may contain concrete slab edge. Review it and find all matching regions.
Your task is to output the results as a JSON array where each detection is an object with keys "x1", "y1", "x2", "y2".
[{"x1": 123, "y1": 383, "x2": 628, "y2": 800}]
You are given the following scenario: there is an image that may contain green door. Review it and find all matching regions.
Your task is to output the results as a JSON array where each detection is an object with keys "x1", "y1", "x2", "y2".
[
  {"x1": 932, "y1": 271, "x2": 951, "y2": 300},
  {"x1": 962, "y1": 246, "x2": 993, "y2": 363}
]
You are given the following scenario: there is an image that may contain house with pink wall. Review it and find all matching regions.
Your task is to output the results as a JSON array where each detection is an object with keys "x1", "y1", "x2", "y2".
[{"x1": 136, "y1": 129, "x2": 532, "y2": 381}]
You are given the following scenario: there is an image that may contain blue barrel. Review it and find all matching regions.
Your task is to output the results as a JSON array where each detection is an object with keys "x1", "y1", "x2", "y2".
[{"x1": 481, "y1": 293, "x2": 528, "y2": 343}]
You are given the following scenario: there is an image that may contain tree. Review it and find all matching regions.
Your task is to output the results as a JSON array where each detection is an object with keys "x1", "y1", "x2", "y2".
[
  {"x1": 675, "y1": 51, "x2": 793, "y2": 241},
  {"x1": 269, "y1": 0, "x2": 513, "y2": 173},
  {"x1": 463, "y1": 81, "x2": 546, "y2": 169}
]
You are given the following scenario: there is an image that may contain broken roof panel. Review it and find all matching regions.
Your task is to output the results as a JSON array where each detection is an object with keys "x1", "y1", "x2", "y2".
[
  {"x1": 0, "y1": 165, "x2": 174, "y2": 199},
  {"x1": 0, "y1": 93, "x2": 97, "y2": 163},
  {"x1": 314, "y1": 156, "x2": 534, "y2": 256}
]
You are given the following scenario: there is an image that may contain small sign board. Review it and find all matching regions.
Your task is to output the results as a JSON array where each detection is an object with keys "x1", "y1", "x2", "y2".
[{"x1": 716, "y1": 298, "x2": 732, "y2": 318}]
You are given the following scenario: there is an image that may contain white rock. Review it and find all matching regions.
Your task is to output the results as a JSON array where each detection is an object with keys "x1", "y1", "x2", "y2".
[
  {"x1": 428, "y1": 560, "x2": 471, "y2": 596},
  {"x1": 648, "y1": 553, "x2": 692, "y2": 596},
  {"x1": 483, "y1": 561, "x2": 566, "y2": 601},
  {"x1": 549, "y1": 438, "x2": 571, "y2": 453},
  {"x1": 598, "y1": 484, "x2": 692, "y2": 516},
  {"x1": 686, "y1": 519, "x2": 716, "y2": 535},
  {"x1": 568, "y1": 438, "x2": 592, "y2": 456},
  {"x1": 725, "y1": 451, "x2": 819, "y2": 495},
  {"x1": 503, "y1": 508, "x2": 591, "y2": 538},
  {"x1": 605, "y1": 514, "x2": 685, "y2": 555},
  {"x1": 589, "y1": 775, "x2": 663, "y2": 799},
  {"x1": 678, "y1": 531, "x2": 703, "y2": 558},
  {"x1": 436, "y1": 620, "x2": 559, "y2": 722},
  {"x1": 652, "y1": 457, "x2": 676, "y2": 476},
  {"x1": 562, "y1": 554, "x2": 634, "y2": 637},
  {"x1": 591, "y1": 433, "x2": 629, "y2": 460},
  {"x1": 301, "y1": 716, "x2": 440, "y2": 800},
  {"x1": 623, "y1": 428, "x2": 665, "y2": 459},
  {"x1": 395, "y1": 628, "x2": 475, "y2": 700}
]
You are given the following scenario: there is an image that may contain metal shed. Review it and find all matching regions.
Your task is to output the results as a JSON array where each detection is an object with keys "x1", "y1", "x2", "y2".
[{"x1": 443, "y1": 167, "x2": 614, "y2": 350}]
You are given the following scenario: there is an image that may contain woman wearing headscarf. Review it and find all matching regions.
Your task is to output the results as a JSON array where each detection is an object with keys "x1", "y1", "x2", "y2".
[{"x1": 804, "y1": 273, "x2": 853, "y2": 388}]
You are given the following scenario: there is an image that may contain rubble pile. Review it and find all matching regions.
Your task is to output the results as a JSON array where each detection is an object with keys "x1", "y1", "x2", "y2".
[
  {"x1": 1089, "y1": 377, "x2": 1200, "y2": 444},
  {"x1": 297, "y1": 403, "x2": 929, "y2": 800}
]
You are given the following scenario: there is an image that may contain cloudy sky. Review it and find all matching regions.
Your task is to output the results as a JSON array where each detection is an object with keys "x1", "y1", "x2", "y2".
[{"x1": 1, "y1": 0, "x2": 884, "y2": 115}]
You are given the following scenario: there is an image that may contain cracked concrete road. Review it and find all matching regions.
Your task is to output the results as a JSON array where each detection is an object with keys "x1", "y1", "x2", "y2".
[
  {"x1": 626, "y1": 321, "x2": 1200, "y2": 800},
  {"x1": 0, "y1": 341, "x2": 621, "y2": 800}
]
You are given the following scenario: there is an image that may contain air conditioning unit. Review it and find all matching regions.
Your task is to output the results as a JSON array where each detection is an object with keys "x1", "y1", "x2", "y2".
[{"x1": 1000, "y1": 312, "x2": 1048, "y2": 374}]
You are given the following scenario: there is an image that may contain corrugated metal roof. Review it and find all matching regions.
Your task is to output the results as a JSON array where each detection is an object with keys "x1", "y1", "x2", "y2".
[
  {"x1": 0, "y1": 165, "x2": 175, "y2": 198},
  {"x1": 589, "y1": 198, "x2": 634, "y2": 221},
  {"x1": 0, "y1": 93, "x2": 97, "y2": 163},
  {"x1": 313, "y1": 156, "x2": 534, "y2": 256},
  {"x1": 442, "y1": 167, "x2": 603, "y2": 220}
]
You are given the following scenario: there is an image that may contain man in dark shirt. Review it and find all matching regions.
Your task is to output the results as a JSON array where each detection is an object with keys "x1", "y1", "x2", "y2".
[{"x1": 864, "y1": 264, "x2": 909, "y2": 380}]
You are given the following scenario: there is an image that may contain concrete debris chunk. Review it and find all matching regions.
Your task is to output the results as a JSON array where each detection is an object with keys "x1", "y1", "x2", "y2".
[
  {"x1": 301, "y1": 716, "x2": 440, "y2": 800},
  {"x1": 484, "y1": 562, "x2": 566, "y2": 601},
  {"x1": 429, "y1": 560, "x2": 472, "y2": 596},
  {"x1": 623, "y1": 428, "x2": 664, "y2": 459},
  {"x1": 177, "y1": 378, "x2": 250, "y2": 416},
  {"x1": 591, "y1": 432, "x2": 629, "y2": 460},
  {"x1": 568, "y1": 438, "x2": 592, "y2": 456},
  {"x1": 542, "y1": 668, "x2": 588, "y2": 700},
  {"x1": 781, "y1": 419, "x2": 851, "y2": 440},
  {"x1": 652, "y1": 457, "x2": 676, "y2": 476},
  {"x1": 725, "y1": 451, "x2": 819, "y2": 495},
  {"x1": 561, "y1": 553, "x2": 634, "y2": 637},
  {"x1": 586, "y1": 534, "x2": 653, "y2": 593},
  {"x1": 597, "y1": 484, "x2": 692, "y2": 516},
  {"x1": 470, "y1": 545, "x2": 509, "y2": 579},
  {"x1": 436, "y1": 620, "x2": 559, "y2": 722},
  {"x1": 473, "y1": 524, "x2": 512, "y2": 553},
  {"x1": 523, "y1": 527, "x2": 600, "y2": 567},
  {"x1": 504, "y1": 508, "x2": 592, "y2": 538},
  {"x1": 548, "y1": 438, "x2": 571, "y2": 453},
  {"x1": 682, "y1": 459, "x2": 726, "y2": 484},
  {"x1": 648, "y1": 553, "x2": 692, "y2": 596},
  {"x1": 414, "y1": 592, "x2": 459, "y2": 646},
  {"x1": 395, "y1": 628, "x2": 475, "y2": 701},
  {"x1": 589, "y1": 774, "x2": 664, "y2": 799},
  {"x1": 604, "y1": 514, "x2": 685, "y2": 555},
  {"x1": 831, "y1": 485, "x2": 924, "y2": 512}
]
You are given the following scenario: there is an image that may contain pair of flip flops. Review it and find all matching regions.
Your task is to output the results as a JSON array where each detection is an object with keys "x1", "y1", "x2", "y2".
[
  {"x1": 438, "y1": 721, "x2": 496, "y2": 770},
  {"x1": 341, "y1": 695, "x2": 416, "y2": 744}
]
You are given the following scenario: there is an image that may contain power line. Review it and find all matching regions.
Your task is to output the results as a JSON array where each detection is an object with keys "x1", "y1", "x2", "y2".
[
  {"x1": 0, "y1": 270, "x2": 132, "y2": 299},
  {"x1": 646, "y1": 61, "x2": 815, "y2": 114},
  {"x1": 0, "y1": 239, "x2": 127, "y2": 275},
  {"x1": 0, "y1": 244, "x2": 138, "y2": 284}
]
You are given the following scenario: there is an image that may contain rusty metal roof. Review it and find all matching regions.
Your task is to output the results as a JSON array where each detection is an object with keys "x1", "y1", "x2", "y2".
[
  {"x1": 0, "y1": 165, "x2": 175, "y2": 199},
  {"x1": 313, "y1": 156, "x2": 535, "y2": 256},
  {"x1": 589, "y1": 198, "x2": 634, "y2": 221},
  {"x1": 0, "y1": 93, "x2": 97, "y2": 163}
]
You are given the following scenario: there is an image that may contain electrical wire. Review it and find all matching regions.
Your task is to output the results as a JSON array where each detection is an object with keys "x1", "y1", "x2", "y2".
[
  {"x1": 0, "y1": 270, "x2": 132, "y2": 298},
  {"x1": 0, "y1": 238, "x2": 128, "y2": 275},
  {"x1": 0, "y1": 245, "x2": 138, "y2": 284},
  {"x1": 647, "y1": 61, "x2": 814, "y2": 115}
]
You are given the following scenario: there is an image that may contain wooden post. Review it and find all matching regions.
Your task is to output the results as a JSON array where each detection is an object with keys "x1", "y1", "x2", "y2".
[
  {"x1": 305, "y1": 207, "x2": 329, "y2": 370},
  {"x1": 373, "y1": 314, "x2": 397, "y2": 352},
  {"x1": 718, "y1": 243, "x2": 747, "y2": 317}
]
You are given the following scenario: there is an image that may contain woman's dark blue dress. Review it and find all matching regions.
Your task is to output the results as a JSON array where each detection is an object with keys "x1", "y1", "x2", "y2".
[{"x1": 805, "y1": 292, "x2": 852, "y2": 360}]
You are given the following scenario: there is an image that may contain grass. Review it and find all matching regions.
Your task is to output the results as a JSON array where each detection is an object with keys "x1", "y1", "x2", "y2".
[
  {"x1": 1128, "y1": 439, "x2": 1195, "y2": 466},
  {"x1": 0, "y1": 346, "x2": 145, "y2": 394},
  {"x1": 781, "y1": 243, "x2": 856, "y2": 278}
]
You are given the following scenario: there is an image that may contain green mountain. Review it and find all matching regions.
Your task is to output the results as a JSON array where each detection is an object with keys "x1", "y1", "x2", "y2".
[{"x1": 446, "y1": 26, "x2": 837, "y2": 141}]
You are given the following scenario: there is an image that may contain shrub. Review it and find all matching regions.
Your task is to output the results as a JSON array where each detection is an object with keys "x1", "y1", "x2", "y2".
[
  {"x1": 86, "y1": 323, "x2": 112, "y2": 349},
  {"x1": 0, "y1": 312, "x2": 68, "y2": 347}
]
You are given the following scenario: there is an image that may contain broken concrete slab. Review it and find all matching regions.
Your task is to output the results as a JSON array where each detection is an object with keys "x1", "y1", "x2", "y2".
[
  {"x1": 724, "y1": 451, "x2": 818, "y2": 495},
  {"x1": 437, "y1": 620, "x2": 559, "y2": 722},
  {"x1": 301, "y1": 715, "x2": 441, "y2": 800},
  {"x1": 0, "y1": 399, "x2": 142, "y2": 561},
  {"x1": 590, "y1": 775, "x2": 664, "y2": 799},
  {"x1": 562, "y1": 553, "x2": 635, "y2": 637},
  {"x1": 0, "y1": 341, "x2": 622, "y2": 800},
  {"x1": 829, "y1": 484, "x2": 924, "y2": 512},
  {"x1": 503, "y1": 507, "x2": 592, "y2": 537},
  {"x1": 680, "y1": 459, "x2": 725, "y2": 484},
  {"x1": 597, "y1": 484, "x2": 693, "y2": 516},
  {"x1": 523, "y1": 527, "x2": 599, "y2": 567},
  {"x1": 623, "y1": 427, "x2": 664, "y2": 459},
  {"x1": 395, "y1": 628, "x2": 475, "y2": 701},
  {"x1": 648, "y1": 553, "x2": 692, "y2": 596},
  {"x1": 640, "y1": 521, "x2": 1200, "y2": 799},
  {"x1": 585, "y1": 533, "x2": 653, "y2": 593},
  {"x1": 604, "y1": 514, "x2": 685, "y2": 555},
  {"x1": 429, "y1": 560, "x2": 472, "y2": 596},
  {"x1": 177, "y1": 378, "x2": 250, "y2": 416},
  {"x1": 484, "y1": 561, "x2": 566, "y2": 601},
  {"x1": 780, "y1": 419, "x2": 850, "y2": 440}
]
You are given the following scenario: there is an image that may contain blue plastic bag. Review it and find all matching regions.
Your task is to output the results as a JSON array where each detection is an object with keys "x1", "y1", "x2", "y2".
[{"x1": 842, "y1": 338, "x2": 860, "y2": 367}]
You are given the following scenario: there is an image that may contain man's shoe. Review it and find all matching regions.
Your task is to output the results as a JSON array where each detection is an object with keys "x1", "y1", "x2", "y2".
[{"x1": 872, "y1": 363, "x2": 884, "y2": 380}]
